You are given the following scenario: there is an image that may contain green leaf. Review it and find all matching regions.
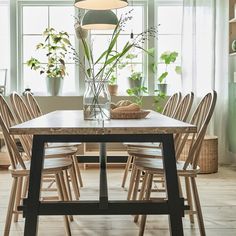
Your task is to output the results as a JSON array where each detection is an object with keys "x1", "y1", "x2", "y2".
[
  {"x1": 175, "y1": 66, "x2": 182, "y2": 74},
  {"x1": 62, "y1": 38, "x2": 71, "y2": 45},
  {"x1": 158, "y1": 72, "x2": 168, "y2": 83}
]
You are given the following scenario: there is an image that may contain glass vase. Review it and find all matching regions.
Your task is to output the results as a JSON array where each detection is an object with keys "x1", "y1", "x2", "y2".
[{"x1": 83, "y1": 79, "x2": 111, "y2": 120}]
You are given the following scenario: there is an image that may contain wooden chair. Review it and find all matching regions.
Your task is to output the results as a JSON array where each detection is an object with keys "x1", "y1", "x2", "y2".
[
  {"x1": 0, "y1": 94, "x2": 73, "y2": 236},
  {"x1": 9, "y1": 92, "x2": 81, "y2": 199},
  {"x1": 131, "y1": 90, "x2": 217, "y2": 236},
  {"x1": 162, "y1": 91, "x2": 182, "y2": 117},
  {"x1": 121, "y1": 92, "x2": 193, "y2": 188},
  {"x1": 24, "y1": 91, "x2": 84, "y2": 187}
]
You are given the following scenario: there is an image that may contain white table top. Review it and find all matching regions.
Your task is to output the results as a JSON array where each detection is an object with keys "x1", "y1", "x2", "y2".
[{"x1": 9, "y1": 110, "x2": 196, "y2": 135}]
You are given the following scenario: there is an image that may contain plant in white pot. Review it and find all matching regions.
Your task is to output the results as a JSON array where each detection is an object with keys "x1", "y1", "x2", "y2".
[
  {"x1": 148, "y1": 49, "x2": 181, "y2": 112},
  {"x1": 156, "y1": 51, "x2": 181, "y2": 94},
  {"x1": 26, "y1": 28, "x2": 72, "y2": 96}
]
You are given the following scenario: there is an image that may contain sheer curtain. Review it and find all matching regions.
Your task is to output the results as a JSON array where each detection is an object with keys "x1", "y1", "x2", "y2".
[{"x1": 181, "y1": 0, "x2": 229, "y2": 163}]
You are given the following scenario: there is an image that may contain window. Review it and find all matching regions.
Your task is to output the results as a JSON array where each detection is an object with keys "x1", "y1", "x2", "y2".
[
  {"x1": 90, "y1": 4, "x2": 146, "y2": 95},
  {"x1": 20, "y1": 3, "x2": 77, "y2": 95},
  {"x1": 156, "y1": 1, "x2": 183, "y2": 94},
  {"x1": 16, "y1": 0, "x2": 183, "y2": 96}
]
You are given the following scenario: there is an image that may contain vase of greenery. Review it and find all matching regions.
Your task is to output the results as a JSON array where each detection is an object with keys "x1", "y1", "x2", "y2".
[
  {"x1": 72, "y1": 13, "x2": 157, "y2": 120},
  {"x1": 26, "y1": 28, "x2": 71, "y2": 96},
  {"x1": 83, "y1": 79, "x2": 111, "y2": 120}
]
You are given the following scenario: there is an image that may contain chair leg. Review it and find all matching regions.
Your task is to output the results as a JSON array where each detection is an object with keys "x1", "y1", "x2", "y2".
[
  {"x1": 69, "y1": 166, "x2": 80, "y2": 200},
  {"x1": 139, "y1": 173, "x2": 153, "y2": 236},
  {"x1": 4, "y1": 177, "x2": 18, "y2": 236},
  {"x1": 134, "y1": 171, "x2": 149, "y2": 223},
  {"x1": 13, "y1": 176, "x2": 23, "y2": 222},
  {"x1": 72, "y1": 155, "x2": 83, "y2": 187},
  {"x1": 191, "y1": 177, "x2": 206, "y2": 236},
  {"x1": 22, "y1": 176, "x2": 29, "y2": 199},
  {"x1": 121, "y1": 155, "x2": 133, "y2": 188},
  {"x1": 64, "y1": 170, "x2": 73, "y2": 201},
  {"x1": 58, "y1": 172, "x2": 73, "y2": 222},
  {"x1": 185, "y1": 177, "x2": 194, "y2": 223},
  {"x1": 127, "y1": 165, "x2": 137, "y2": 200},
  {"x1": 55, "y1": 173, "x2": 71, "y2": 236},
  {"x1": 131, "y1": 169, "x2": 141, "y2": 201}
]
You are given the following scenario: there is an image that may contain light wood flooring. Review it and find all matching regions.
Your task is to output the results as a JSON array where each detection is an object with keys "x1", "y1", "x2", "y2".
[{"x1": 0, "y1": 165, "x2": 236, "y2": 236}]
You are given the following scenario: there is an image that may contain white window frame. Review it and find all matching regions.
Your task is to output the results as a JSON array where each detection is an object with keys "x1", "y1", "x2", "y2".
[{"x1": 13, "y1": 0, "x2": 183, "y2": 96}]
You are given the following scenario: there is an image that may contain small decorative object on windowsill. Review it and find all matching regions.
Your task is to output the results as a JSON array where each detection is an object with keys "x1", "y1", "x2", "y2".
[
  {"x1": 22, "y1": 88, "x2": 33, "y2": 96},
  {"x1": 70, "y1": 10, "x2": 157, "y2": 121}
]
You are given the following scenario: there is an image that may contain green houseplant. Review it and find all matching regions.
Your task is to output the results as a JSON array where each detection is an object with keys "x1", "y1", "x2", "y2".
[
  {"x1": 108, "y1": 74, "x2": 118, "y2": 96},
  {"x1": 156, "y1": 51, "x2": 181, "y2": 93},
  {"x1": 26, "y1": 28, "x2": 72, "y2": 95},
  {"x1": 148, "y1": 49, "x2": 181, "y2": 111},
  {"x1": 118, "y1": 53, "x2": 147, "y2": 105}
]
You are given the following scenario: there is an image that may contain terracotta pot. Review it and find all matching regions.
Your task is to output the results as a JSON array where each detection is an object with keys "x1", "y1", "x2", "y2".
[{"x1": 108, "y1": 84, "x2": 118, "y2": 96}]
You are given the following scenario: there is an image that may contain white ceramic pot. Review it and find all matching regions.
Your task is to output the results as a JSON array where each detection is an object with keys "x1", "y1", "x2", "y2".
[
  {"x1": 46, "y1": 77, "x2": 64, "y2": 96},
  {"x1": 157, "y1": 83, "x2": 167, "y2": 94}
]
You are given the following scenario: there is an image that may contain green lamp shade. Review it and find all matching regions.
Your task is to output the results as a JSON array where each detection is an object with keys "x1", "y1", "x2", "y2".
[
  {"x1": 81, "y1": 10, "x2": 118, "y2": 30},
  {"x1": 75, "y1": 0, "x2": 128, "y2": 10}
]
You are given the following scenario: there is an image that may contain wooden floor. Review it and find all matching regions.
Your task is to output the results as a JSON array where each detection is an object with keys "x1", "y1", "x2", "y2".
[{"x1": 0, "y1": 165, "x2": 236, "y2": 236}]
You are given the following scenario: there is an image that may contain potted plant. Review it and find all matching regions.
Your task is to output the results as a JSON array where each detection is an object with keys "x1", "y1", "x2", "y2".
[
  {"x1": 126, "y1": 78, "x2": 148, "y2": 106},
  {"x1": 26, "y1": 28, "x2": 72, "y2": 96},
  {"x1": 108, "y1": 74, "x2": 118, "y2": 96},
  {"x1": 119, "y1": 53, "x2": 144, "y2": 89},
  {"x1": 147, "y1": 49, "x2": 181, "y2": 111},
  {"x1": 156, "y1": 51, "x2": 181, "y2": 94}
]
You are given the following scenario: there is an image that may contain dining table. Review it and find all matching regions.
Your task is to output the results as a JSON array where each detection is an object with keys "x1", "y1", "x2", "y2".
[{"x1": 9, "y1": 110, "x2": 196, "y2": 236}]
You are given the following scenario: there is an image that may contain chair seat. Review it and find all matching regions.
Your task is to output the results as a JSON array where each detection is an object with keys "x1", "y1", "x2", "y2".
[
  {"x1": 124, "y1": 142, "x2": 161, "y2": 148},
  {"x1": 127, "y1": 147, "x2": 162, "y2": 158},
  {"x1": 9, "y1": 158, "x2": 73, "y2": 176},
  {"x1": 134, "y1": 158, "x2": 200, "y2": 175},
  {"x1": 47, "y1": 142, "x2": 81, "y2": 148},
  {"x1": 44, "y1": 146, "x2": 78, "y2": 158}
]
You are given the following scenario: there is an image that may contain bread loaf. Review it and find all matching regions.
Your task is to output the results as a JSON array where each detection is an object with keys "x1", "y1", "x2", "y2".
[
  {"x1": 116, "y1": 100, "x2": 132, "y2": 107},
  {"x1": 112, "y1": 103, "x2": 140, "y2": 113}
]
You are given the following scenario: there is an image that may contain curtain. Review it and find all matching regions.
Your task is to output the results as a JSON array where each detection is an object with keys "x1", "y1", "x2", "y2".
[{"x1": 181, "y1": 0, "x2": 229, "y2": 163}]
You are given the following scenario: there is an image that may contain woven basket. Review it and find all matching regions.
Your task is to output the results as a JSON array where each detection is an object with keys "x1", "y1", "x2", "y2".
[
  {"x1": 179, "y1": 135, "x2": 218, "y2": 174},
  {"x1": 111, "y1": 110, "x2": 150, "y2": 119}
]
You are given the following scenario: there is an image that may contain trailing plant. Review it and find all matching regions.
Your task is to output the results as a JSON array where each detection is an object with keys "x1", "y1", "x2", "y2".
[{"x1": 127, "y1": 85, "x2": 148, "y2": 105}]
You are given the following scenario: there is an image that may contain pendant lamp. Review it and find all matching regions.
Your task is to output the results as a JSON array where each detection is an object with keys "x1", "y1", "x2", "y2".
[
  {"x1": 75, "y1": 0, "x2": 128, "y2": 10},
  {"x1": 81, "y1": 10, "x2": 118, "y2": 30}
]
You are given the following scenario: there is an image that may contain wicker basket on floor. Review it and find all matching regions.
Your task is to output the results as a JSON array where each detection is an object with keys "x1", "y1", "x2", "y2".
[{"x1": 179, "y1": 135, "x2": 218, "y2": 174}]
